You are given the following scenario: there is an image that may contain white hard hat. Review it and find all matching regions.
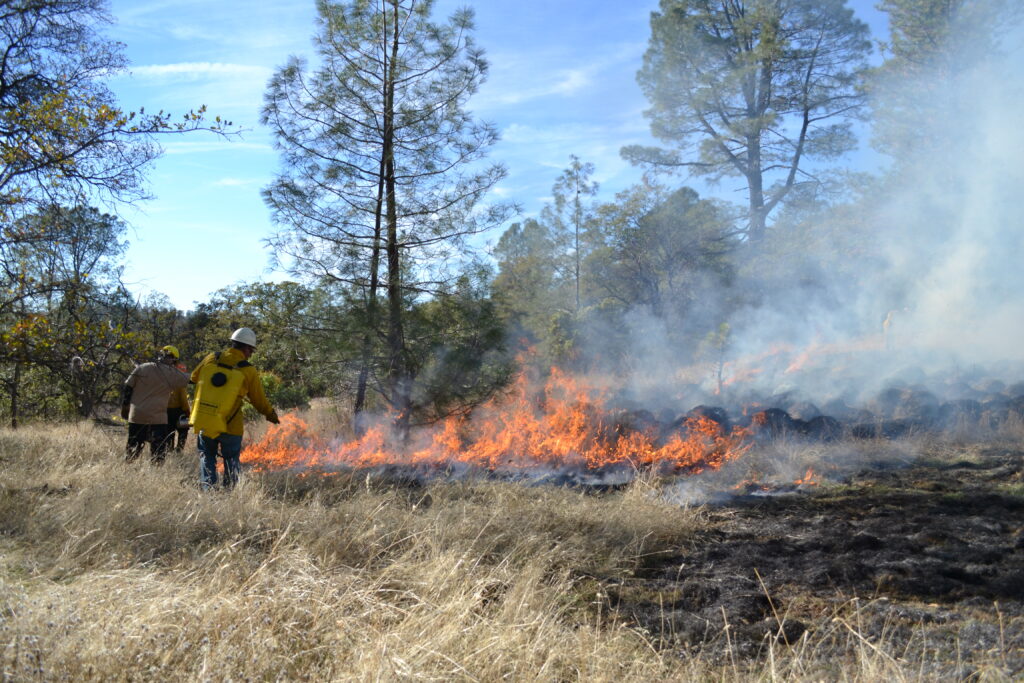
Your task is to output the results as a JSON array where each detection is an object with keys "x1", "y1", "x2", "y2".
[{"x1": 229, "y1": 327, "x2": 258, "y2": 348}]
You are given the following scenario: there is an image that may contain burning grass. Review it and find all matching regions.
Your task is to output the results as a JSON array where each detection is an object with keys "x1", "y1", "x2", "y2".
[
  {"x1": 0, "y1": 421, "x2": 1021, "y2": 679},
  {"x1": 243, "y1": 368, "x2": 751, "y2": 475}
]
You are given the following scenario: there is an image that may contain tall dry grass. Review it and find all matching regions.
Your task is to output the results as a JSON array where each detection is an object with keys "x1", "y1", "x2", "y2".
[
  {"x1": 0, "y1": 422, "x2": 1015, "y2": 680},
  {"x1": 0, "y1": 422, "x2": 703, "y2": 680}
]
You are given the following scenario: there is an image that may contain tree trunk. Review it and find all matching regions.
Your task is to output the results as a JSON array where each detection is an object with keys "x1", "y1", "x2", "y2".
[
  {"x1": 354, "y1": 224, "x2": 382, "y2": 436},
  {"x1": 716, "y1": 352, "x2": 724, "y2": 397},
  {"x1": 383, "y1": 1, "x2": 411, "y2": 441},
  {"x1": 77, "y1": 381, "x2": 93, "y2": 418},
  {"x1": 746, "y1": 134, "x2": 767, "y2": 244},
  {"x1": 574, "y1": 184, "x2": 580, "y2": 314},
  {"x1": 385, "y1": 160, "x2": 411, "y2": 440},
  {"x1": 353, "y1": 134, "x2": 387, "y2": 437},
  {"x1": 10, "y1": 361, "x2": 20, "y2": 429}
]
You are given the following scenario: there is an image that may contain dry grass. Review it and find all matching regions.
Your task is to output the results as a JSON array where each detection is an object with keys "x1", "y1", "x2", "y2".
[
  {"x1": 996, "y1": 412, "x2": 1024, "y2": 443},
  {"x1": 0, "y1": 422, "x2": 1016, "y2": 680}
]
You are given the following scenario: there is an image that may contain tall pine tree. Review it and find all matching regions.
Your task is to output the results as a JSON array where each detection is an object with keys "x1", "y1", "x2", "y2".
[
  {"x1": 262, "y1": 0, "x2": 513, "y2": 437},
  {"x1": 623, "y1": 0, "x2": 870, "y2": 244}
]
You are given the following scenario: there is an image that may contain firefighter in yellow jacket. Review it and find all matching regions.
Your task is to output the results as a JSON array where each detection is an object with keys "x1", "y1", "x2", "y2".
[
  {"x1": 191, "y1": 327, "x2": 279, "y2": 489},
  {"x1": 163, "y1": 347, "x2": 191, "y2": 452}
]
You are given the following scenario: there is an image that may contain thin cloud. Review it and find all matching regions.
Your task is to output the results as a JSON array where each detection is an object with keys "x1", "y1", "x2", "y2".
[
  {"x1": 125, "y1": 62, "x2": 272, "y2": 82},
  {"x1": 212, "y1": 177, "x2": 262, "y2": 188},
  {"x1": 162, "y1": 141, "x2": 272, "y2": 155},
  {"x1": 477, "y1": 41, "x2": 646, "y2": 108},
  {"x1": 501, "y1": 120, "x2": 646, "y2": 146},
  {"x1": 488, "y1": 68, "x2": 592, "y2": 105}
]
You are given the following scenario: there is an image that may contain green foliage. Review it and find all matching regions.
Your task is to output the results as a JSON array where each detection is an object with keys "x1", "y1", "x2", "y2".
[
  {"x1": 541, "y1": 155, "x2": 600, "y2": 313},
  {"x1": 494, "y1": 178, "x2": 738, "y2": 370},
  {"x1": 492, "y1": 219, "x2": 567, "y2": 345},
  {"x1": 264, "y1": 374, "x2": 310, "y2": 412},
  {"x1": 0, "y1": 2, "x2": 231, "y2": 425},
  {"x1": 242, "y1": 372, "x2": 309, "y2": 421},
  {"x1": 701, "y1": 323, "x2": 731, "y2": 355},
  {"x1": 263, "y1": 0, "x2": 516, "y2": 430},
  {"x1": 869, "y1": 0, "x2": 1018, "y2": 167},
  {"x1": 739, "y1": 176, "x2": 884, "y2": 302},
  {"x1": 544, "y1": 310, "x2": 581, "y2": 366},
  {"x1": 0, "y1": 205, "x2": 145, "y2": 422},
  {"x1": 492, "y1": 158, "x2": 607, "y2": 367},
  {"x1": 586, "y1": 182, "x2": 735, "y2": 322},
  {"x1": 406, "y1": 272, "x2": 516, "y2": 423},
  {"x1": 192, "y1": 281, "x2": 352, "y2": 402}
]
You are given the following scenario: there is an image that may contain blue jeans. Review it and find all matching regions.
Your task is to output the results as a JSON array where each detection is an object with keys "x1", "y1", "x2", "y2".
[{"x1": 198, "y1": 433, "x2": 243, "y2": 490}]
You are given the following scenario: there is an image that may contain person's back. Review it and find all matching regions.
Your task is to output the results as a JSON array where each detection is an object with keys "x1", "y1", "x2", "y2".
[
  {"x1": 191, "y1": 346, "x2": 272, "y2": 438},
  {"x1": 123, "y1": 349, "x2": 188, "y2": 463},
  {"x1": 191, "y1": 328, "x2": 279, "y2": 489},
  {"x1": 128, "y1": 362, "x2": 186, "y2": 422}
]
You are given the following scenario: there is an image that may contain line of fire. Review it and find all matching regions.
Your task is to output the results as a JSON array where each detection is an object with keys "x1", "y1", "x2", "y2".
[{"x1": 241, "y1": 323, "x2": 1022, "y2": 493}]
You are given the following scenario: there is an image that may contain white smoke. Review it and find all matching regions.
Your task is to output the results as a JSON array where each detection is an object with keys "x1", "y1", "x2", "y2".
[
  {"x1": 591, "y1": 13, "x2": 1024, "y2": 419},
  {"x1": 885, "y1": 58, "x2": 1024, "y2": 363},
  {"x1": 713, "y1": 17, "x2": 1024, "y2": 410}
]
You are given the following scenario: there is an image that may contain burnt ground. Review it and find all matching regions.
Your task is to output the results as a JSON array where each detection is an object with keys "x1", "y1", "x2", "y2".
[{"x1": 602, "y1": 441, "x2": 1024, "y2": 676}]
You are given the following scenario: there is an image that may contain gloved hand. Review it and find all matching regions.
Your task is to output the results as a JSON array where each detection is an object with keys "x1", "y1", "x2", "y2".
[
  {"x1": 266, "y1": 411, "x2": 280, "y2": 425},
  {"x1": 120, "y1": 404, "x2": 130, "y2": 420}
]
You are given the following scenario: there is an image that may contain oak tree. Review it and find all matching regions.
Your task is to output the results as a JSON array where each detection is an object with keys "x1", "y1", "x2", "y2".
[{"x1": 0, "y1": 0, "x2": 231, "y2": 220}]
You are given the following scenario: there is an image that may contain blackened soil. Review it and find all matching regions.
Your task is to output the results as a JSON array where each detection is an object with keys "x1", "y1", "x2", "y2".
[{"x1": 605, "y1": 442, "x2": 1024, "y2": 674}]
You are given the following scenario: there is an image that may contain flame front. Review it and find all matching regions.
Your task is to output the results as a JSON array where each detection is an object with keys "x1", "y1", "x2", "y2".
[
  {"x1": 244, "y1": 367, "x2": 752, "y2": 474},
  {"x1": 794, "y1": 467, "x2": 818, "y2": 485}
]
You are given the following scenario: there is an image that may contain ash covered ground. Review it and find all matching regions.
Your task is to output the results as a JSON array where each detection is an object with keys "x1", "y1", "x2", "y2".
[{"x1": 603, "y1": 439, "x2": 1024, "y2": 677}]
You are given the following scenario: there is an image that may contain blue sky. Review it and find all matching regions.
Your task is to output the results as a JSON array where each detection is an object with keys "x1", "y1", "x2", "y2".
[{"x1": 106, "y1": 0, "x2": 886, "y2": 310}]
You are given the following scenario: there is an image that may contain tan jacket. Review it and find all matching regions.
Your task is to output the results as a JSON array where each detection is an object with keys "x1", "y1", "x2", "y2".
[
  {"x1": 190, "y1": 348, "x2": 274, "y2": 436},
  {"x1": 126, "y1": 361, "x2": 189, "y2": 425}
]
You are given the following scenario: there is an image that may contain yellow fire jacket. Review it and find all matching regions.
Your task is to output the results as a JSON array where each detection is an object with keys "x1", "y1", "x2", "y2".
[
  {"x1": 190, "y1": 347, "x2": 275, "y2": 437},
  {"x1": 167, "y1": 385, "x2": 190, "y2": 413}
]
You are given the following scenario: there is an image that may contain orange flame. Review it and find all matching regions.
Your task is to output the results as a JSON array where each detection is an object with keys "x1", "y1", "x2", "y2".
[
  {"x1": 794, "y1": 467, "x2": 818, "y2": 485},
  {"x1": 244, "y1": 368, "x2": 751, "y2": 474},
  {"x1": 720, "y1": 343, "x2": 792, "y2": 387},
  {"x1": 784, "y1": 336, "x2": 888, "y2": 374}
]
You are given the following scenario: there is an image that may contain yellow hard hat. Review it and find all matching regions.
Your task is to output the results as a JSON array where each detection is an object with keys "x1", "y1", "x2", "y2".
[{"x1": 160, "y1": 345, "x2": 180, "y2": 359}]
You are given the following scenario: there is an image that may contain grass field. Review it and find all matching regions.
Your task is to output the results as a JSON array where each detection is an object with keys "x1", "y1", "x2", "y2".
[{"x1": 1, "y1": 420, "x2": 1021, "y2": 680}]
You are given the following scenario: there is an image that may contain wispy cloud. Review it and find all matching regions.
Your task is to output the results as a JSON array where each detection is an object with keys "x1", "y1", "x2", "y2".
[
  {"x1": 477, "y1": 41, "x2": 647, "y2": 108},
  {"x1": 486, "y1": 67, "x2": 592, "y2": 105},
  {"x1": 110, "y1": 0, "x2": 315, "y2": 53},
  {"x1": 501, "y1": 119, "x2": 647, "y2": 147},
  {"x1": 161, "y1": 141, "x2": 272, "y2": 155},
  {"x1": 124, "y1": 62, "x2": 272, "y2": 82},
  {"x1": 212, "y1": 177, "x2": 262, "y2": 188}
]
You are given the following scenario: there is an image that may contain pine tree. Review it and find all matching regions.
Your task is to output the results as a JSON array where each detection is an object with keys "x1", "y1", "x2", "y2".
[
  {"x1": 623, "y1": 0, "x2": 870, "y2": 244},
  {"x1": 262, "y1": 0, "x2": 513, "y2": 437}
]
